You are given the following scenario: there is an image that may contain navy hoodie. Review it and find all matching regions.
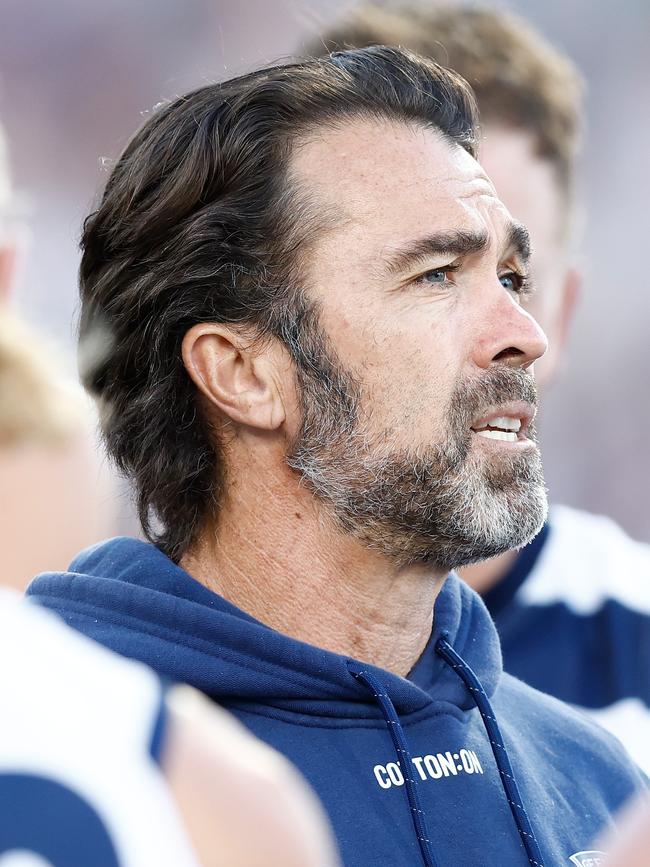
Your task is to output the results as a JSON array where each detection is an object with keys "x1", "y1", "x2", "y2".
[{"x1": 28, "y1": 538, "x2": 646, "y2": 867}]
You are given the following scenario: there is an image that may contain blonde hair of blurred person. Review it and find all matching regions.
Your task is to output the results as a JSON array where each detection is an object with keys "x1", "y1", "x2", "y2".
[
  {"x1": 0, "y1": 124, "x2": 116, "y2": 590},
  {"x1": 313, "y1": 2, "x2": 583, "y2": 593}
]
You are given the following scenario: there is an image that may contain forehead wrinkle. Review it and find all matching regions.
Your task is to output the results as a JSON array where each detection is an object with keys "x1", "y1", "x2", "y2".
[{"x1": 455, "y1": 176, "x2": 496, "y2": 200}]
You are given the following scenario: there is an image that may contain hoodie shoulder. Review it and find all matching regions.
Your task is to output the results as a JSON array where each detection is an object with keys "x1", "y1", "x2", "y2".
[{"x1": 496, "y1": 672, "x2": 647, "y2": 791}]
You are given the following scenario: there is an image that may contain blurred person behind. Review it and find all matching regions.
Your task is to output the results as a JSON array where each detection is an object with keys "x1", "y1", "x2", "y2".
[
  {"x1": 599, "y1": 795, "x2": 650, "y2": 867},
  {"x1": 313, "y1": 2, "x2": 650, "y2": 773},
  {"x1": 0, "y1": 121, "x2": 117, "y2": 589},
  {"x1": 0, "y1": 589, "x2": 339, "y2": 867}
]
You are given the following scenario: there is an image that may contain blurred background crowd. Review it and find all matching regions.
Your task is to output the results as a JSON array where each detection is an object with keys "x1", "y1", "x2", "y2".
[
  {"x1": 1, "y1": 2, "x2": 650, "y2": 864},
  {"x1": 1, "y1": 0, "x2": 649, "y2": 556}
]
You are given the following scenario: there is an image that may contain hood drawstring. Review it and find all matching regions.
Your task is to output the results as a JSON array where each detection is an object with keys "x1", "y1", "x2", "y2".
[
  {"x1": 348, "y1": 638, "x2": 545, "y2": 867},
  {"x1": 435, "y1": 635, "x2": 545, "y2": 867},
  {"x1": 348, "y1": 663, "x2": 439, "y2": 867}
]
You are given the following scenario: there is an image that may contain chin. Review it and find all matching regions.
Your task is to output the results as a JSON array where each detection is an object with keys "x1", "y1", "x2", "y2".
[
  {"x1": 436, "y1": 482, "x2": 549, "y2": 571},
  {"x1": 389, "y1": 475, "x2": 550, "y2": 573}
]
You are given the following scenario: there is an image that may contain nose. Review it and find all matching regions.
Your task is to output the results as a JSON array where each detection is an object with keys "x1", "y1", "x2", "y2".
[{"x1": 472, "y1": 285, "x2": 548, "y2": 371}]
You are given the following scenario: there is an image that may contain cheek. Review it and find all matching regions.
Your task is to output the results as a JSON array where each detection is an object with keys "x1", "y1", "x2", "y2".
[{"x1": 358, "y1": 322, "x2": 461, "y2": 438}]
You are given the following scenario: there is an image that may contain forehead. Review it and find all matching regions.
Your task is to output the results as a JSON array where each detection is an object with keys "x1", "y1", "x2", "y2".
[{"x1": 289, "y1": 117, "x2": 512, "y2": 250}]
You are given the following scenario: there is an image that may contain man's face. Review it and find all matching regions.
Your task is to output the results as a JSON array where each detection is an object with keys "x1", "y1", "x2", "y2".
[
  {"x1": 480, "y1": 124, "x2": 577, "y2": 387},
  {"x1": 285, "y1": 117, "x2": 549, "y2": 570}
]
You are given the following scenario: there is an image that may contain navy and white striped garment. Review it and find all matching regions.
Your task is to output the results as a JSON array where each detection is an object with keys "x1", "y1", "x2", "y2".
[{"x1": 484, "y1": 504, "x2": 650, "y2": 773}]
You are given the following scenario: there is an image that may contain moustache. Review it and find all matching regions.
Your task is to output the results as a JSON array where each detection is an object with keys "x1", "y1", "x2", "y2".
[{"x1": 450, "y1": 367, "x2": 538, "y2": 440}]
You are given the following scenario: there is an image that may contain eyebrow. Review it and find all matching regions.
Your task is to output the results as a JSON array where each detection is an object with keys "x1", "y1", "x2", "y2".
[
  {"x1": 506, "y1": 222, "x2": 532, "y2": 263},
  {"x1": 382, "y1": 230, "x2": 489, "y2": 276},
  {"x1": 382, "y1": 221, "x2": 532, "y2": 277}
]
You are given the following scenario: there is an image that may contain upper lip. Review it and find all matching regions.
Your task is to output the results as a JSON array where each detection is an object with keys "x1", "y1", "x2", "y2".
[{"x1": 470, "y1": 401, "x2": 536, "y2": 434}]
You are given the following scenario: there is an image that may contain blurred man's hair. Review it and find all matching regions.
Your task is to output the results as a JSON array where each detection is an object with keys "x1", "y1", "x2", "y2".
[
  {"x1": 79, "y1": 46, "x2": 479, "y2": 562},
  {"x1": 312, "y1": 3, "x2": 583, "y2": 201}
]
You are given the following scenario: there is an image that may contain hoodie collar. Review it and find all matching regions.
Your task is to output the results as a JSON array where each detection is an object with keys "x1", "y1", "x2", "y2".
[{"x1": 29, "y1": 537, "x2": 502, "y2": 717}]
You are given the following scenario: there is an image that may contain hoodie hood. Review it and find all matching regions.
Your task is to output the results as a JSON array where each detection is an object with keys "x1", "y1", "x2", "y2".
[{"x1": 28, "y1": 536, "x2": 502, "y2": 718}]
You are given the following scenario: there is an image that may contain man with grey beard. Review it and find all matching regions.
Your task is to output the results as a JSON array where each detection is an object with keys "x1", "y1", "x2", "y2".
[
  {"x1": 314, "y1": 2, "x2": 650, "y2": 777},
  {"x1": 28, "y1": 47, "x2": 645, "y2": 866}
]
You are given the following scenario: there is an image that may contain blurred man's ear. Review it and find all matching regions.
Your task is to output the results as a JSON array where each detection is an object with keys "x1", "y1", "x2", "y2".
[
  {"x1": 0, "y1": 239, "x2": 21, "y2": 303},
  {"x1": 536, "y1": 265, "x2": 581, "y2": 387},
  {"x1": 551, "y1": 265, "x2": 581, "y2": 369}
]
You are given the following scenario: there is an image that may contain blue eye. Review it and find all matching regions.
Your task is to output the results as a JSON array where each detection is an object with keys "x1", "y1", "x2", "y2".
[
  {"x1": 422, "y1": 269, "x2": 448, "y2": 284},
  {"x1": 500, "y1": 272, "x2": 523, "y2": 293},
  {"x1": 417, "y1": 266, "x2": 459, "y2": 286}
]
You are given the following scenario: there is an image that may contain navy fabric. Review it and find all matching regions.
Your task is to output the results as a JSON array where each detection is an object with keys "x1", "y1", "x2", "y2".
[
  {"x1": 350, "y1": 664, "x2": 439, "y2": 867},
  {"x1": 435, "y1": 636, "x2": 544, "y2": 867},
  {"x1": 148, "y1": 684, "x2": 168, "y2": 764},
  {"x1": 486, "y1": 520, "x2": 650, "y2": 711},
  {"x1": 482, "y1": 523, "x2": 549, "y2": 618},
  {"x1": 0, "y1": 774, "x2": 120, "y2": 866},
  {"x1": 28, "y1": 537, "x2": 647, "y2": 867}
]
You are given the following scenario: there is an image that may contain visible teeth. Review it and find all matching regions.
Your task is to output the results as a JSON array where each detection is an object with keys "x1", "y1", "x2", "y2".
[
  {"x1": 476, "y1": 429, "x2": 518, "y2": 442},
  {"x1": 488, "y1": 416, "x2": 521, "y2": 432}
]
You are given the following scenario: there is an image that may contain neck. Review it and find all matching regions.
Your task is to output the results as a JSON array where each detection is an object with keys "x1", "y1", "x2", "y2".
[
  {"x1": 458, "y1": 549, "x2": 518, "y2": 595},
  {"x1": 181, "y1": 463, "x2": 447, "y2": 677}
]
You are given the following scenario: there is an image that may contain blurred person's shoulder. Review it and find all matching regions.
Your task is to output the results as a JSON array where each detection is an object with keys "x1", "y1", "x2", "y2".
[
  {"x1": 0, "y1": 591, "x2": 340, "y2": 867},
  {"x1": 521, "y1": 503, "x2": 650, "y2": 612},
  {"x1": 499, "y1": 503, "x2": 650, "y2": 772},
  {"x1": 0, "y1": 588, "x2": 200, "y2": 866}
]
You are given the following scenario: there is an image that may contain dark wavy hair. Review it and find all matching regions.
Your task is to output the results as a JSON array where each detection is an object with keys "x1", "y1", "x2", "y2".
[{"x1": 79, "y1": 46, "x2": 478, "y2": 561}]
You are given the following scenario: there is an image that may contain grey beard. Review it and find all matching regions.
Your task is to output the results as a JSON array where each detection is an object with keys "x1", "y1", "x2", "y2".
[{"x1": 284, "y1": 319, "x2": 547, "y2": 571}]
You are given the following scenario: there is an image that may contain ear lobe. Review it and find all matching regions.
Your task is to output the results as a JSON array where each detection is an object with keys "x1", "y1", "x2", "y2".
[{"x1": 182, "y1": 323, "x2": 286, "y2": 431}]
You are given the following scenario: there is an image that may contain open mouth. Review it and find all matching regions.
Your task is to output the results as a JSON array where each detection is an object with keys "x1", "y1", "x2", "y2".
[
  {"x1": 470, "y1": 404, "x2": 535, "y2": 445},
  {"x1": 472, "y1": 416, "x2": 521, "y2": 443}
]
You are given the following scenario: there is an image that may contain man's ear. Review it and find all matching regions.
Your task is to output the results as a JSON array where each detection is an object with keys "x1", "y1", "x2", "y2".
[{"x1": 182, "y1": 323, "x2": 286, "y2": 431}]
